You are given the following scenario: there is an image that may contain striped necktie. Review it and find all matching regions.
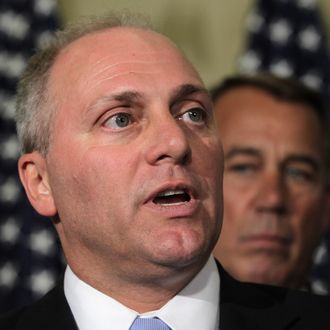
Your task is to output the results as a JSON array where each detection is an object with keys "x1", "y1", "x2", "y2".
[{"x1": 129, "y1": 317, "x2": 171, "y2": 330}]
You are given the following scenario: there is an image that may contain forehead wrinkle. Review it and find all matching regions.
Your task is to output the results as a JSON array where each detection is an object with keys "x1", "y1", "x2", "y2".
[
  {"x1": 94, "y1": 70, "x2": 161, "y2": 83},
  {"x1": 91, "y1": 59, "x2": 161, "y2": 74},
  {"x1": 88, "y1": 47, "x2": 181, "y2": 75},
  {"x1": 86, "y1": 90, "x2": 144, "y2": 113},
  {"x1": 85, "y1": 62, "x2": 171, "y2": 93}
]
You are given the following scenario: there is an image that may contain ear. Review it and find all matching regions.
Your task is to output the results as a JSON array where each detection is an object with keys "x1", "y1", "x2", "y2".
[{"x1": 18, "y1": 152, "x2": 57, "y2": 217}]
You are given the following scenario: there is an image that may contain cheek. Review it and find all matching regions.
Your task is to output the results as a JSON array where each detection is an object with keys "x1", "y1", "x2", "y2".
[
  {"x1": 50, "y1": 144, "x2": 137, "y2": 217},
  {"x1": 77, "y1": 146, "x2": 137, "y2": 197},
  {"x1": 290, "y1": 196, "x2": 325, "y2": 251},
  {"x1": 197, "y1": 138, "x2": 223, "y2": 182},
  {"x1": 219, "y1": 185, "x2": 242, "y2": 247},
  {"x1": 222, "y1": 177, "x2": 248, "y2": 226},
  {"x1": 61, "y1": 148, "x2": 138, "y2": 238}
]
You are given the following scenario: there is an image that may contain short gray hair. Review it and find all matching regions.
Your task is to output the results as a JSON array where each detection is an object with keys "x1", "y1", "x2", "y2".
[{"x1": 16, "y1": 11, "x2": 152, "y2": 155}]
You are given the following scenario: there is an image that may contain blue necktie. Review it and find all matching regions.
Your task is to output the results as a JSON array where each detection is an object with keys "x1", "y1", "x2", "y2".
[{"x1": 129, "y1": 317, "x2": 171, "y2": 330}]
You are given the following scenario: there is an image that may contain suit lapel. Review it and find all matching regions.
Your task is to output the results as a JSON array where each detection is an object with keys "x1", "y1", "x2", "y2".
[
  {"x1": 14, "y1": 281, "x2": 78, "y2": 330},
  {"x1": 217, "y1": 261, "x2": 300, "y2": 330},
  {"x1": 14, "y1": 262, "x2": 309, "y2": 330}
]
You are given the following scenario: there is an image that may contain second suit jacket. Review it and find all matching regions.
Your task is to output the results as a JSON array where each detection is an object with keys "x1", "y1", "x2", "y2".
[{"x1": 1, "y1": 262, "x2": 330, "y2": 329}]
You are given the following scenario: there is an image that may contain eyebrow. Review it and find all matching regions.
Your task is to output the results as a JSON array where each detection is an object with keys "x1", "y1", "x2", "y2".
[
  {"x1": 111, "y1": 90, "x2": 143, "y2": 103},
  {"x1": 88, "y1": 90, "x2": 143, "y2": 112},
  {"x1": 225, "y1": 147, "x2": 261, "y2": 160},
  {"x1": 87, "y1": 84, "x2": 209, "y2": 113},
  {"x1": 283, "y1": 155, "x2": 320, "y2": 172},
  {"x1": 169, "y1": 84, "x2": 209, "y2": 106},
  {"x1": 225, "y1": 147, "x2": 321, "y2": 171}
]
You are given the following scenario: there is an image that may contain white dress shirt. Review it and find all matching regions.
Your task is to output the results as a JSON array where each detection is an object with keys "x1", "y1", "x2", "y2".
[{"x1": 64, "y1": 256, "x2": 220, "y2": 330}]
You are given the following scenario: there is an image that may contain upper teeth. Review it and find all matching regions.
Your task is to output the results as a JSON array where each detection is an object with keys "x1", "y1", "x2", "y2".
[{"x1": 158, "y1": 189, "x2": 185, "y2": 197}]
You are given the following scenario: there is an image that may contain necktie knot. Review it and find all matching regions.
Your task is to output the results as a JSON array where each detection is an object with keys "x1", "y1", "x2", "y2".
[{"x1": 129, "y1": 317, "x2": 171, "y2": 330}]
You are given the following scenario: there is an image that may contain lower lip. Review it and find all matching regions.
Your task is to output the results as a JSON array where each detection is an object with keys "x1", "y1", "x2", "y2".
[{"x1": 143, "y1": 199, "x2": 199, "y2": 218}]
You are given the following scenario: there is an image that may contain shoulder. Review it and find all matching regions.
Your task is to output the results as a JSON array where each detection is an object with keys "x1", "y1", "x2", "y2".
[
  {"x1": 216, "y1": 260, "x2": 330, "y2": 328},
  {"x1": 0, "y1": 283, "x2": 77, "y2": 330},
  {"x1": 0, "y1": 308, "x2": 26, "y2": 329},
  {"x1": 284, "y1": 287, "x2": 330, "y2": 314}
]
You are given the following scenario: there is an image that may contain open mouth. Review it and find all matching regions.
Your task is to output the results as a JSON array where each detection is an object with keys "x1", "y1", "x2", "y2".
[{"x1": 153, "y1": 189, "x2": 191, "y2": 205}]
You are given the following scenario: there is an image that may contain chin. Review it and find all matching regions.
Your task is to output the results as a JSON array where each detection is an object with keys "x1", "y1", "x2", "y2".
[
  {"x1": 152, "y1": 244, "x2": 209, "y2": 269},
  {"x1": 146, "y1": 228, "x2": 213, "y2": 268},
  {"x1": 242, "y1": 266, "x2": 287, "y2": 287}
]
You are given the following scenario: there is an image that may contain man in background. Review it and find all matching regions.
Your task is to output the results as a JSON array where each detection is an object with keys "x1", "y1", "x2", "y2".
[{"x1": 212, "y1": 73, "x2": 330, "y2": 291}]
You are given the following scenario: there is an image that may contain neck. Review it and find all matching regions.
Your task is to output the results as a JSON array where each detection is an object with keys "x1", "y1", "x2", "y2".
[{"x1": 69, "y1": 258, "x2": 206, "y2": 313}]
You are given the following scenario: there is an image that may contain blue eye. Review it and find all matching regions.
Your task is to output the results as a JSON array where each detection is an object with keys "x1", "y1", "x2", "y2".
[
  {"x1": 104, "y1": 113, "x2": 131, "y2": 129},
  {"x1": 182, "y1": 108, "x2": 206, "y2": 124},
  {"x1": 228, "y1": 163, "x2": 257, "y2": 175}
]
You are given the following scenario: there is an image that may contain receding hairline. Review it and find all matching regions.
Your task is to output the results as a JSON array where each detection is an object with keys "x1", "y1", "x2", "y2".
[
  {"x1": 47, "y1": 24, "x2": 195, "y2": 91},
  {"x1": 54, "y1": 25, "x2": 180, "y2": 63},
  {"x1": 47, "y1": 24, "x2": 199, "y2": 102},
  {"x1": 15, "y1": 12, "x2": 198, "y2": 156},
  {"x1": 16, "y1": 13, "x2": 149, "y2": 155}
]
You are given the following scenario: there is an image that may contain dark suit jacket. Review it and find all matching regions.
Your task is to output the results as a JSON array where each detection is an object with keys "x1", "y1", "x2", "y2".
[{"x1": 1, "y1": 262, "x2": 330, "y2": 329}]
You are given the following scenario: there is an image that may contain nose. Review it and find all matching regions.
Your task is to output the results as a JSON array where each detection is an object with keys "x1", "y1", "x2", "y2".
[
  {"x1": 255, "y1": 171, "x2": 288, "y2": 214},
  {"x1": 144, "y1": 113, "x2": 191, "y2": 165}
]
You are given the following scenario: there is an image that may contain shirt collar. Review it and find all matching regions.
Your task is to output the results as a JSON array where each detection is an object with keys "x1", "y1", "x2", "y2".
[{"x1": 64, "y1": 256, "x2": 220, "y2": 330}]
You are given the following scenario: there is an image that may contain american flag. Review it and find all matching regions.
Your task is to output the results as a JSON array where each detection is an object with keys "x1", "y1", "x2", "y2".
[
  {"x1": 238, "y1": 0, "x2": 330, "y2": 294},
  {"x1": 0, "y1": 0, "x2": 65, "y2": 313}
]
